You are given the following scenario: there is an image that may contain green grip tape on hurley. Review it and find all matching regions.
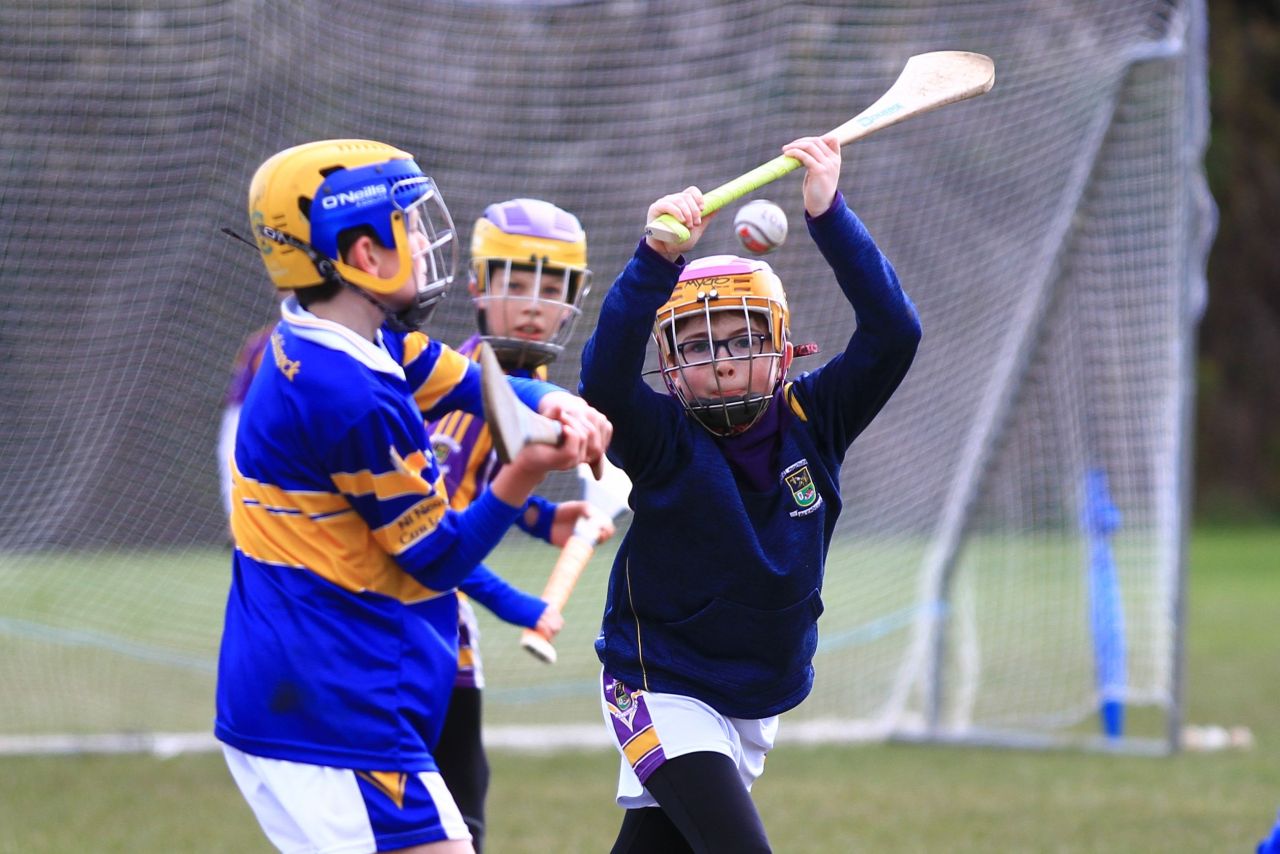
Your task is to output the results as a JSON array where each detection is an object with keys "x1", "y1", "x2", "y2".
[{"x1": 645, "y1": 154, "x2": 801, "y2": 243}]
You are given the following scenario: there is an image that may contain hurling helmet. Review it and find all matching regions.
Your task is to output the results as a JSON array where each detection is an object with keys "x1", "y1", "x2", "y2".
[
  {"x1": 654, "y1": 254, "x2": 790, "y2": 435},
  {"x1": 247, "y1": 139, "x2": 457, "y2": 329},
  {"x1": 470, "y1": 198, "x2": 590, "y2": 369}
]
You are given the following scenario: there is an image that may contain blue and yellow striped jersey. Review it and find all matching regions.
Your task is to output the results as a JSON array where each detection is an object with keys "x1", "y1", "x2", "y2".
[
  {"x1": 429, "y1": 334, "x2": 548, "y2": 515},
  {"x1": 216, "y1": 298, "x2": 557, "y2": 771},
  {"x1": 427, "y1": 334, "x2": 557, "y2": 689}
]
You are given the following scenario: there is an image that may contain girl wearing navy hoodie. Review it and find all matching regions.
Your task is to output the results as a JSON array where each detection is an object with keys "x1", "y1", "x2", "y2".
[{"x1": 579, "y1": 135, "x2": 922, "y2": 853}]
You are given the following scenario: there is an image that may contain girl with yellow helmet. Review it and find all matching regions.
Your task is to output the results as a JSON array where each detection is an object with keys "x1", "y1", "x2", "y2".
[
  {"x1": 429, "y1": 198, "x2": 610, "y2": 853},
  {"x1": 580, "y1": 135, "x2": 922, "y2": 852}
]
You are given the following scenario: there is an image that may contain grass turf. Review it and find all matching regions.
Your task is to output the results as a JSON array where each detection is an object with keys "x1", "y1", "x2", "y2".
[{"x1": 0, "y1": 526, "x2": 1276, "y2": 852}]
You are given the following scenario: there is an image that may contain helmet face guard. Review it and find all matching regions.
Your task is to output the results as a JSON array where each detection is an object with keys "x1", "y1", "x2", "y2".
[
  {"x1": 470, "y1": 199, "x2": 590, "y2": 369},
  {"x1": 379, "y1": 176, "x2": 457, "y2": 331},
  {"x1": 248, "y1": 139, "x2": 458, "y2": 331},
  {"x1": 654, "y1": 256, "x2": 790, "y2": 436},
  {"x1": 658, "y1": 301, "x2": 787, "y2": 434}
]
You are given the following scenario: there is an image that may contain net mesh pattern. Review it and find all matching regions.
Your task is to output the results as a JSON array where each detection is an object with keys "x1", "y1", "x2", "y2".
[{"x1": 0, "y1": 0, "x2": 1211, "y2": 746}]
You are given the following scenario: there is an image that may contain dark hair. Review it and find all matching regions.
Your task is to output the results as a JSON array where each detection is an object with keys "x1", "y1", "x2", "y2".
[
  {"x1": 295, "y1": 279, "x2": 341, "y2": 308},
  {"x1": 337, "y1": 224, "x2": 383, "y2": 260},
  {"x1": 295, "y1": 225, "x2": 385, "y2": 308}
]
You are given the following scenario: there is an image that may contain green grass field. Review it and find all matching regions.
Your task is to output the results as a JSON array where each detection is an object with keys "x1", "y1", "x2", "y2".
[{"x1": 1, "y1": 526, "x2": 1277, "y2": 852}]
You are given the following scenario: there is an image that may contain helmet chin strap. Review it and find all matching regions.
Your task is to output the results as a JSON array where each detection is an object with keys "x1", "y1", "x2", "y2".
[
  {"x1": 342, "y1": 279, "x2": 430, "y2": 333},
  {"x1": 253, "y1": 224, "x2": 436, "y2": 333}
]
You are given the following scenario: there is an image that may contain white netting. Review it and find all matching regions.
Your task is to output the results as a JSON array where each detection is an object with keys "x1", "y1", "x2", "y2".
[{"x1": 0, "y1": 0, "x2": 1211, "y2": 751}]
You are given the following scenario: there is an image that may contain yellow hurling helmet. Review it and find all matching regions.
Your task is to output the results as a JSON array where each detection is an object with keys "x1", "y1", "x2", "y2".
[
  {"x1": 247, "y1": 139, "x2": 457, "y2": 326},
  {"x1": 469, "y1": 198, "x2": 590, "y2": 369},
  {"x1": 654, "y1": 254, "x2": 790, "y2": 435}
]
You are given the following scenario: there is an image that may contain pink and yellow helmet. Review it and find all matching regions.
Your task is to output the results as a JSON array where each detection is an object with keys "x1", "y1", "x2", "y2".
[{"x1": 653, "y1": 255, "x2": 790, "y2": 435}]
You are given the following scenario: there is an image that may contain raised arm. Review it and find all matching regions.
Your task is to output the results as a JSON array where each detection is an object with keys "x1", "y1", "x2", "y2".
[
  {"x1": 792, "y1": 195, "x2": 922, "y2": 458},
  {"x1": 459, "y1": 564, "x2": 549, "y2": 629},
  {"x1": 776, "y1": 135, "x2": 921, "y2": 457},
  {"x1": 579, "y1": 189, "x2": 717, "y2": 474}
]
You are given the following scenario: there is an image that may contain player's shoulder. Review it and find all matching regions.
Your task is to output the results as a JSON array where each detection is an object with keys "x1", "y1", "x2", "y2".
[
  {"x1": 452, "y1": 334, "x2": 483, "y2": 361},
  {"x1": 234, "y1": 323, "x2": 275, "y2": 363},
  {"x1": 245, "y1": 322, "x2": 276, "y2": 348},
  {"x1": 389, "y1": 328, "x2": 468, "y2": 372},
  {"x1": 782, "y1": 367, "x2": 846, "y2": 427},
  {"x1": 782, "y1": 380, "x2": 810, "y2": 423},
  {"x1": 267, "y1": 327, "x2": 386, "y2": 406}
]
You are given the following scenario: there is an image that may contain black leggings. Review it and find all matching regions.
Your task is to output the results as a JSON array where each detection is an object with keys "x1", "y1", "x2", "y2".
[
  {"x1": 433, "y1": 686, "x2": 489, "y2": 853},
  {"x1": 610, "y1": 751, "x2": 772, "y2": 854}
]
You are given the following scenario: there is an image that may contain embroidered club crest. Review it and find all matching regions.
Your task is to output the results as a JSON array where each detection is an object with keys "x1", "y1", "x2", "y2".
[
  {"x1": 613, "y1": 678, "x2": 633, "y2": 713},
  {"x1": 605, "y1": 674, "x2": 643, "y2": 730},
  {"x1": 785, "y1": 465, "x2": 816, "y2": 507},
  {"x1": 781, "y1": 459, "x2": 823, "y2": 517}
]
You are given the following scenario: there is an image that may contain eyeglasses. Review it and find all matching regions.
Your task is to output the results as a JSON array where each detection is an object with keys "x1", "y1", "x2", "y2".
[{"x1": 675, "y1": 333, "x2": 769, "y2": 365}]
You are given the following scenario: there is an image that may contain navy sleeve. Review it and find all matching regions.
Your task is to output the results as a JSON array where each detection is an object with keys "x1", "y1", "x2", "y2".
[
  {"x1": 578, "y1": 240, "x2": 687, "y2": 482},
  {"x1": 790, "y1": 192, "x2": 922, "y2": 461},
  {"x1": 459, "y1": 564, "x2": 548, "y2": 628}
]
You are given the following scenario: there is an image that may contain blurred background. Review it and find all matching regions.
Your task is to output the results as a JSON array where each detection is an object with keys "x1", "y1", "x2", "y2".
[
  {"x1": 0, "y1": 0, "x2": 1277, "y2": 851},
  {"x1": 1198, "y1": 0, "x2": 1280, "y2": 522}
]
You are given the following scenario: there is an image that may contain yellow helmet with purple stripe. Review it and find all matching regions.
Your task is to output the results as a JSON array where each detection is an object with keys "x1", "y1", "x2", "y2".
[{"x1": 469, "y1": 198, "x2": 590, "y2": 369}]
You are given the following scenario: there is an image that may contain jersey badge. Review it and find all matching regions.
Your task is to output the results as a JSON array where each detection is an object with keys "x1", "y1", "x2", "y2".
[
  {"x1": 782, "y1": 459, "x2": 822, "y2": 518},
  {"x1": 429, "y1": 431, "x2": 462, "y2": 478},
  {"x1": 606, "y1": 675, "x2": 642, "y2": 730},
  {"x1": 269, "y1": 331, "x2": 301, "y2": 381}
]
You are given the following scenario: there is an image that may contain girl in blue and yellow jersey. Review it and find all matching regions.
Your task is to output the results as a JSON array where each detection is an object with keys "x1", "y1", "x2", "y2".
[
  {"x1": 580, "y1": 136, "x2": 921, "y2": 852},
  {"x1": 426, "y1": 198, "x2": 613, "y2": 853},
  {"x1": 216, "y1": 140, "x2": 610, "y2": 854}
]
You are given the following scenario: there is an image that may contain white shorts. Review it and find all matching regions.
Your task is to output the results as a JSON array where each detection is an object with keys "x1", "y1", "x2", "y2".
[
  {"x1": 598, "y1": 669, "x2": 778, "y2": 809},
  {"x1": 222, "y1": 745, "x2": 471, "y2": 853}
]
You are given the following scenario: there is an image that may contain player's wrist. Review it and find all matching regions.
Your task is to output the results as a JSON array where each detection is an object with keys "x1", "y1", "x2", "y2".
[
  {"x1": 535, "y1": 389, "x2": 571, "y2": 416},
  {"x1": 490, "y1": 463, "x2": 542, "y2": 508},
  {"x1": 805, "y1": 189, "x2": 843, "y2": 221},
  {"x1": 644, "y1": 235, "x2": 682, "y2": 263}
]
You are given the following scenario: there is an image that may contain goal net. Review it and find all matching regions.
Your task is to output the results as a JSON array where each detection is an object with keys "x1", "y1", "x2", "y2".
[{"x1": 0, "y1": 0, "x2": 1212, "y2": 754}]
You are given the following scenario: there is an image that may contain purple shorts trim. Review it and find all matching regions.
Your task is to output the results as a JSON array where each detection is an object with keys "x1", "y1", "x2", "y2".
[{"x1": 601, "y1": 670, "x2": 667, "y2": 783}]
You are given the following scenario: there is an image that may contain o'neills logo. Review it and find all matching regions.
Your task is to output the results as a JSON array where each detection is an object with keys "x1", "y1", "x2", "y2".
[
  {"x1": 321, "y1": 184, "x2": 388, "y2": 209},
  {"x1": 858, "y1": 101, "x2": 903, "y2": 127},
  {"x1": 782, "y1": 459, "x2": 822, "y2": 517}
]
